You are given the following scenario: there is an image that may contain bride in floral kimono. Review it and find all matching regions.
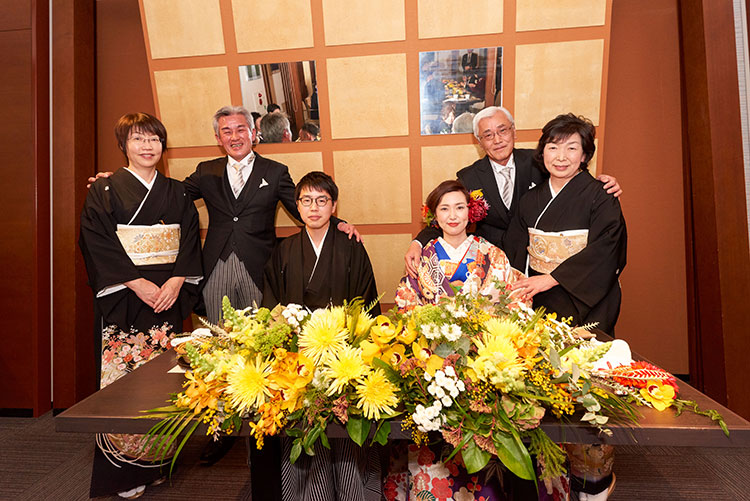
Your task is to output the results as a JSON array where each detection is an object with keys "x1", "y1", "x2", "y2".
[
  {"x1": 388, "y1": 180, "x2": 527, "y2": 501},
  {"x1": 395, "y1": 180, "x2": 526, "y2": 311}
]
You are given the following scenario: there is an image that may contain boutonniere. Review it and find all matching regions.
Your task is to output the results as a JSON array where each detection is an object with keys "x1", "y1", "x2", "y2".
[{"x1": 259, "y1": 178, "x2": 269, "y2": 188}]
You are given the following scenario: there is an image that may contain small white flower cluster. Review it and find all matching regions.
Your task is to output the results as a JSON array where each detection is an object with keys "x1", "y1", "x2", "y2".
[
  {"x1": 311, "y1": 367, "x2": 328, "y2": 390},
  {"x1": 420, "y1": 323, "x2": 463, "y2": 342},
  {"x1": 282, "y1": 303, "x2": 309, "y2": 328},
  {"x1": 444, "y1": 301, "x2": 468, "y2": 319},
  {"x1": 412, "y1": 367, "x2": 466, "y2": 432}
]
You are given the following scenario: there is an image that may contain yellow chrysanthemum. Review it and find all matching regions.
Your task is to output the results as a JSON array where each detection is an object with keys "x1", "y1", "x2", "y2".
[
  {"x1": 468, "y1": 320, "x2": 525, "y2": 389},
  {"x1": 225, "y1": 354, "x2": 273, "y2": 414},
  {"x1": 298, "y1": 307, "x2": 349, "y2": 364},
  {"x1": 323, "y1": 345, "x2": 368, "y2": 395},
  {"x1": 355, "y1": 369, "x2": 399, "y2": 420}
]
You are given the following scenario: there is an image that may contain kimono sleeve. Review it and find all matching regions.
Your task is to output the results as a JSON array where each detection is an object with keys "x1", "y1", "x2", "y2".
[
  {"x1": 78, "y1": 181, "x2": 141, "y2": 293},
  {"x1": 503, "y1": 200, "x2": 532, "y2": 272},
  {"x1": 550, "y1": 192, "x2": 627, "y2": 309},
  {"x1": 349, "y1": 241, "x2": 381, "y2": 315},
  {"x1": 171, "y1": 190, "x2": 203, "y2": 279}
]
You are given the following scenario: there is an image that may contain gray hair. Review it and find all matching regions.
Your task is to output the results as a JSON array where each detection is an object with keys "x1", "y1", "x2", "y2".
[
  {"x1": 452, "y1": 112, "x2": 475, "y2": 134},
  {"x1": 472, "y1": 106, "x2": 515, "y2": 139},
  {"x1": 260, "y1": 112, "x2": 291, "y2": 143},
  {"x1": 212, "y1": 106, "x2": 254, "y2": 135}
]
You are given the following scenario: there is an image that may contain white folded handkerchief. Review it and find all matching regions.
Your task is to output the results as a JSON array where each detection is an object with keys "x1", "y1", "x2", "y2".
[
  {"x1": 529, "y1": 182, "x2": 536, "y2": 189},
  {"x1": 259, "y1": 178, "x2": 269, "y2": 188}
]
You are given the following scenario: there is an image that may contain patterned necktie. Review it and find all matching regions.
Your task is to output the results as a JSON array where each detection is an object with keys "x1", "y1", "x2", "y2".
[
  {"x1": 500, "y1": 167, "x2": 513, "y2": 209},
  {"x1": 231, "y1": 163, "x2": 246, "y2": 198}
]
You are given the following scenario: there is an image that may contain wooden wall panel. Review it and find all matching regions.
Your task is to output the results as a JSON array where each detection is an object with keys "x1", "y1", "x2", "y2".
[
  {"x1": 0, "y1": 0, "x2": 50, "y2": 415},
  {"x1": 0, "y1": 0, "x2": 31, "y2": 31}
]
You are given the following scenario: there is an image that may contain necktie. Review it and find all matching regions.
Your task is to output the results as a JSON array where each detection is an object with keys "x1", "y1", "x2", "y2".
[
  {"x1": 500, "y1": 167, "x2": 513, "y2": 209},
  {"x1": 231, "y1": 163, "x2": 246, "y2": 198}
]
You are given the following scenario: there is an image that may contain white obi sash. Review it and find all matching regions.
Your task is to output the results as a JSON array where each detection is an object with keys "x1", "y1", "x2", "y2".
[
  {"x1": 116, "y1": 223, "x2": 180, "y2": 266},
  {"x1": 527, "y1": 228, "x2": 588, "y2": 274}
]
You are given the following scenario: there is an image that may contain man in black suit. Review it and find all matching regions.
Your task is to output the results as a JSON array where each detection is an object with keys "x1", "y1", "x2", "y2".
[{"x1": 404, "y1": 106, "x2": 621, "y2": 276}]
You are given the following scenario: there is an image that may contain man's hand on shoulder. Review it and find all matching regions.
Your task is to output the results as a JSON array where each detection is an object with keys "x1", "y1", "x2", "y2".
[
  {"x1": 597, "y1": 174, "x2": 622, "y2": 198},
  {"x1": 337, "y1": 221, "x2": 362, "y2": 242},
  {"x1": 404, "y1": 240, "x2": 422, "y2": 279},
  {"x1": 87, "y1": 171, "x2": 113, "y2": 189}
]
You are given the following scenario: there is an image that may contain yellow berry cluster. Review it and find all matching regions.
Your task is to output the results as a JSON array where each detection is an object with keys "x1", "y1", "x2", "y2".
[{"x1": 401, "y1": 415, "x2": 428, "y2": 445}]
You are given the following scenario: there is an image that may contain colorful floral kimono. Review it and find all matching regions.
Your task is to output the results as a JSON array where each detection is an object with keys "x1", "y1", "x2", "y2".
[
  {"x1": 395, "y1": 235, "x2": 526, "y2": 311},
  {"x1": 388, "y1": 236, "x2": 529, "y2": 500}
]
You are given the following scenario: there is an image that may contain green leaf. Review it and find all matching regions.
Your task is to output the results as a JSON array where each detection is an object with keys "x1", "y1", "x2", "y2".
[
  {"x1": 445, "y1": 431, "x2": 474, "y2": 462},
  {"x1": 371, "y1": 358, "x2": 402, "y2": 384},
  {"x1": 549, "y1": 347, "x2": 561, "y2": 369},
  {"x1": 169, "y1": 416, "x2": 201, "y2": 476},
  {"x1": 346, "y1": 417, "x2": 371, "y2": 447},
  {"x1": 434, "y1": 342, "x2": 454, "y2": 358},
  {"x1": 303, "y1": 424, "x2": 323, "y2": 455},
  {"x1": 455, "y1": 336, "x2": 471, "y2": 355},
  {"x1": 372, "y1": 420, "x2": 391, "y2": 446},
  {"x1": 462, "y1": 440, "x2": 491, "y2": 474},
  {"x1": 493, "y1": 430, "x2": 535, "y2": 480},
  {"x1": 285, "y1": 428, "x2": 304, "y2": 438},
  {"x1": 319, "y1": 431, "x2": 331, "y2": 450},
  {"x1": 290, "y1": 439, "x2": 303, "y2": 464}
]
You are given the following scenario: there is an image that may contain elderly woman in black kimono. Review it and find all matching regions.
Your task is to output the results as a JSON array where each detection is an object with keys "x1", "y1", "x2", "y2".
[
  {"x1": 79, "y1": 113, "x2": 202, "y2": 499},
  {"x1": 504, "y1": 113, "x2": 626, "y2": 500}
]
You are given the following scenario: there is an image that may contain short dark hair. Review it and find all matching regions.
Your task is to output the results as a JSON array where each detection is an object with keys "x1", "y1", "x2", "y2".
[
  {"x1": 534, "y1": 113, "x2": 596, "y2": 171},
  {"x1": 295, "y1": 171, "x2": 339, "y2": 202},
  {"x1": 251, "y1": 111, "x2": 262, "y2": 123},
  {"x1": 267, "y1": 103, "x2": 281, "y2": 113},
  {"x1": 300, "y1": 121, "x2": 320, "y2": 137},
  {"x1": 114, "y1": 112, "x2": 167, "y2": 157},
  {"x1": 425, "y1": 180, "x2": 469, "y2": 214}
]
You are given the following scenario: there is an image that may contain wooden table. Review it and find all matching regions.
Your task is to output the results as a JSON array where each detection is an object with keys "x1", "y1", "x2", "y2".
[{"x1": 55, "y1": 349, "x2": 750, "y2": 447}]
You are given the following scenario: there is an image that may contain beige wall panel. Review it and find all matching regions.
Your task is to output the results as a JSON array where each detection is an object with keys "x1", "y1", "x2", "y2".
[
  {"x1": 515, "y1": 139, "x2": 599, "y2": 177},
  {"x1": 421, "y1": 144, "x2": 483, "y2": 200},
  {"x1": 327, "y1": 54, "x2": 409, "y2": 139},
  {"x1": 154, "y1": 67, "x2": 232, "y2": 147},
  {"x1": 232, "y1": 0, "x2": 314, "y2": 52},
  {"x1": 333, "y1": 148, "x2": 411, "y2": 224},
  {"x1": 361, "y1": 234, "x2": 413, "y2": 303},
  {"x1": 516, "y1": 0, "x2": 606, "y2": 32},
  {"x1": 166, "y1": 156, "x2": 219, "y2": 230},
  {"x1": 418, "y1": 0, "x2": 503, "y2": 39},
  {"x1": 322, "y1": 0, "x2": 405, "y2": 45},
  {"x1": 515, "y1": 40, "x2": 604, "y2": 130},
  {"x1": 265, "y1": 152, "x2": 324, "y2": 227},
  {"x1": 143, "y1": 0, "x2": 225, "y2": 59}
]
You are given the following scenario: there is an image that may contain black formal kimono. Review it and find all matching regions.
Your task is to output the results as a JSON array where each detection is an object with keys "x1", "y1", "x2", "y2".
[
  {"x1": 262, "y1": 226, "x2": 382, "y2": 501},
  {"x1": 504, "y1": 171, "x2": 627, "y2": 334},
  {"x1": 262, "y1": 226, "x2": 381, "y2": 314},
  {"x1": 79, "y1": 168, "x2": 202, "y2": 497},
  {"x1": 416, "y1": 149, "x2": 546, "y2": 249}
]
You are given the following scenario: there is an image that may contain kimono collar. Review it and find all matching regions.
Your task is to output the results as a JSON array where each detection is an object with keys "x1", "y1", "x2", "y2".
[{"x1": 125, "y1": 167, "x2": 158, "y2": 189}]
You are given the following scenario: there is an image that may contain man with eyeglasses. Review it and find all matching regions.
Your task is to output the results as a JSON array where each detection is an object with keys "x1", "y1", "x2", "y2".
[
  {"x1": 404, "y1": 106, "x2": 622, "y2": 276},
  {"x1": 262, "y1": 171, "x2": 380, "y2": 314}
]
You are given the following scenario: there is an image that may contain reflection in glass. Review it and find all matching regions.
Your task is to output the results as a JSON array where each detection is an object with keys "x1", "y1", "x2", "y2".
[
  {"x1": 239, "y1": 61, "x2": 320, "y2": 143},
  {"x1": 419, "y1": 47, "x2": 503, "y2": 136}
]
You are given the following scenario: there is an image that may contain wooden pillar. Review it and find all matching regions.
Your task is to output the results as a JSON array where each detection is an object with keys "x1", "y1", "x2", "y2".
[
  {"x1": 679, "y1": 0, "x2": 750, "y2": 418},
  {"x1": 0, "y1": 0, "x2": 51, "y2": 416},
  {"x1": 51, "y1": 0, "x2": 96, "y2": 409}
]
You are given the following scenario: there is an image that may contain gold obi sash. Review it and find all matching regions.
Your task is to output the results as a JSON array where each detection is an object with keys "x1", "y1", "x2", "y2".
[
  {"x1": 116, "y1": 223, "x2": 180, "y2": 266},
  {"x1": 527, "y1": 228, "x2": 588, "y2": 274}
]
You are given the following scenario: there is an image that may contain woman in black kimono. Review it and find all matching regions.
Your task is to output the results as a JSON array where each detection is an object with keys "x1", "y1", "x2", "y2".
[
  {"x1": 79, "y1": 113, "x2": 202, "y2": 499},
  {"x1": 504, "y1": 113, "x2": 626, "y2": 500},
  {"x1": 504, "y1": 113, "x2": 627, "y2": 334}
]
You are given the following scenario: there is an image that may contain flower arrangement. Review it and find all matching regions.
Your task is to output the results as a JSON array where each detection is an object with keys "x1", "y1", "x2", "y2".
[{"x1": 143, "y1": 290, "x2": 726, "y2": 480}]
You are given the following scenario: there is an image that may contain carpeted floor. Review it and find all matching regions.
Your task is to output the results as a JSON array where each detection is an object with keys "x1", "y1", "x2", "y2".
[{"x1": 1, "y1": 412, "x2": 749, "y2": 500}]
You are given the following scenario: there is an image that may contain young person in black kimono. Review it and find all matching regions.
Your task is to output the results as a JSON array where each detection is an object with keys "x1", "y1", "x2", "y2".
[
  {"x1": 79, "y1": 113, "x2": 203, "y2": 499},
  {"x1": 504, "y1": 113, "x2": 626, "y2": 500},
  {"x1": 262, "y1": 171, "x2": 382, "y2": 501}
]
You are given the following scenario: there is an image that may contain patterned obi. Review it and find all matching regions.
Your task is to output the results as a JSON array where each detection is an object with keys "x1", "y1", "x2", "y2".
[
  {"x1": 527, "y1": 228, "x2": 588, "y2": 274},
  {"x1": 116, "y1": 223, "x2": 180, "y2": 266}
]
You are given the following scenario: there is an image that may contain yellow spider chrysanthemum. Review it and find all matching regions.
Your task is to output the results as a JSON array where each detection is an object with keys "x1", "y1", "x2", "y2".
[
  {"x1": 323, "y1": 345, "x2": 368, "y2": 396},
  {"x1": 483, "y1": 317, "x2": 523, "y2": 341},
  {"x1": 468, "y1": 319, "x2": 525, "y2": 389},
  {"x1": 355, "y1": 369, "x2": 399, "y2": 420},
  {"x1": 225, "y1": 354, "x2": 273, "y2": 414},
  {"x1": 298, "y1": 307, "x2": 348, "y2": 365}
]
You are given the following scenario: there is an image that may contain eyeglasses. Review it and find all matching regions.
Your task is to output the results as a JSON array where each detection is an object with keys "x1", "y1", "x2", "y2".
[
  {"x1": 479, "y1": 126, "x2": 514, "y2": 142},
  {"x1": 128, "y1": 135, "x2": 162, "y2": 145},
  {"x1": 298, "y1": 196, "x2": 331, "y2": 207}
]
